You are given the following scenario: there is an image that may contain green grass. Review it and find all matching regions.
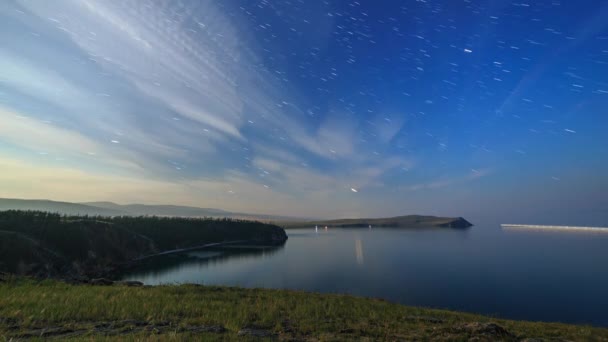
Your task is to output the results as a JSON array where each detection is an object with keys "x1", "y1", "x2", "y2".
[{"x1": 1, "y1": 278, "x2": 606, "y2": 341}]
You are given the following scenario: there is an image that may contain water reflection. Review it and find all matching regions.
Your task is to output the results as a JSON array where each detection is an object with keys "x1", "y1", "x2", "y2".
[
  {"x1": 355, "y1": 237, "x2": 364, "y2": 265},
  {"x1": 122, "y1": 244, "x2": 285, "y2": 279}
]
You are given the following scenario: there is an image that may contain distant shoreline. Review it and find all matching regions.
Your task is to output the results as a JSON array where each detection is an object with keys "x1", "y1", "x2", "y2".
[
  {"x1": 280, "y1": 215, "x2": 473, "y2": 229},
  {"x1": 501, "y1": 224, "x2": 608, "y2": 232}
]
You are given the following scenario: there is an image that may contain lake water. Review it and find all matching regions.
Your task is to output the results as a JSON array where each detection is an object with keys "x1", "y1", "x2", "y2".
[{"x1": 121, "y1": 223, "x2": 608, "y2": 327}]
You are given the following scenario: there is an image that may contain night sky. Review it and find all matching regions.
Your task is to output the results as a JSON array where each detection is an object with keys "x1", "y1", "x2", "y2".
[{"x1": 1, "y1": 0, "x2": 607, "y2": 223}]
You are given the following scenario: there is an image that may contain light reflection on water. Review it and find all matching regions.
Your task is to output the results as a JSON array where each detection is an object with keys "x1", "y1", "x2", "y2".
[
  {"x1": 122, "y1": 225, "x2": 608, "y2": 327},
  {"x1": 355, "y1": 237, "x2": 364, "y2": 265}
]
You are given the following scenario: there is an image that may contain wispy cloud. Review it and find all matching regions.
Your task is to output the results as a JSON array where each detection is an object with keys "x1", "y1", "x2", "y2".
[
  {"x1": 403, "y1": 168, "x2": 492, "y2": 192},
  {"x1": 0, "y1": 0, "x2": 431, "y2": 216}
]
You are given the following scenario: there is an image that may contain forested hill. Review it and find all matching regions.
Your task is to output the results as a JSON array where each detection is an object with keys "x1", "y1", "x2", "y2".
[
  {"x1": 281, "y1": 215, "x2": 473, "y2": 229},
  {"x1": 0, "y1": 210, "x2": 287, "y2": 279}
]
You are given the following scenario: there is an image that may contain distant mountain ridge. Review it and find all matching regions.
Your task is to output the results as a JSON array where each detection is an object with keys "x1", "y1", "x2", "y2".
[
  {"x1": 83, "y1": 202, "x2": 233, "y2": 217},
  {"x1": 0, "y1": 198, "x2": 473, "y2": 228},
  {"x1": 0, "y1": 198, "x2": 299, "y2": 221},
  {"x1": 0, "y1": 198, "x2": 125, "y2": 216}
]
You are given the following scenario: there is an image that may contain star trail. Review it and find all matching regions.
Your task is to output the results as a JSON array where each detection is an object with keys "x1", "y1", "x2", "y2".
[{"x1": 0, "y1": 0, "x2": 606, "y2": 222}]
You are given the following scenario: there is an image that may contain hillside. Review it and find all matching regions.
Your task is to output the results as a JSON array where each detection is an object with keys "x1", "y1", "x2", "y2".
[
  {"x1": 82, "y1": 202, "x2": 234, "y2": 217},
  {"x1": 281, "y1": 215, "x2": 473, "y2": 229},
  {"x1": 0, "y1": 198, "x2": 125, "y2": 216},
  {"x1": 0, "y1": 278, "x2": 605, "y2": 341},
  {"x1": 0, "y1": 210, "x2": 287, "y2": 279},
  {"x1": 0, "y1": 198, "x2": 301, "y2": 221}
]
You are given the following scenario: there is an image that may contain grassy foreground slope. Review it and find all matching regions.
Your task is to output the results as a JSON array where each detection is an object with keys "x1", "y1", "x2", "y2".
[
  {"x1": 0, "y1": 279, "x2": 606, "y2": 341},
  {"x1": 281, "y1": 215, "x2": 473, "y2": 229}
]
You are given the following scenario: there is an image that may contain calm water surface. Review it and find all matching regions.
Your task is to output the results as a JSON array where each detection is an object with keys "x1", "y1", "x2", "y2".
[{"x1": 122, "y1": 223, "x2": 608, "y2": 326}]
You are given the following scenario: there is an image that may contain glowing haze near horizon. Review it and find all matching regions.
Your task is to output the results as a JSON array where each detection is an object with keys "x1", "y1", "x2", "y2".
[{"x1": 0, "y1": 0, "x2": 607, "y2": 222}]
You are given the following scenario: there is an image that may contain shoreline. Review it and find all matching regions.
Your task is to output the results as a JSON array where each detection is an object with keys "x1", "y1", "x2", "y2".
[{"x1": 133, "y1": 240, "x2": 251, "y2": 261}]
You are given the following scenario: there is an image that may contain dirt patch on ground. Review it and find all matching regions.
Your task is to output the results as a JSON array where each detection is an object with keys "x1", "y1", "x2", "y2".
[{"x1": 3, "y1": 319, "x2": 226, "y2": 339}]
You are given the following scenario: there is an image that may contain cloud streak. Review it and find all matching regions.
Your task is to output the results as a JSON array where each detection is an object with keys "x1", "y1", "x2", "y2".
[{"x1": 6, "y1": 0, "x2": 585, "y2": 220}]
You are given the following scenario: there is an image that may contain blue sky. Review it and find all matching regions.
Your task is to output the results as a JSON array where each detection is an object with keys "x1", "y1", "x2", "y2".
[{"x1": 0, "y1": 0, "x2": 607, "y2": 222}]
